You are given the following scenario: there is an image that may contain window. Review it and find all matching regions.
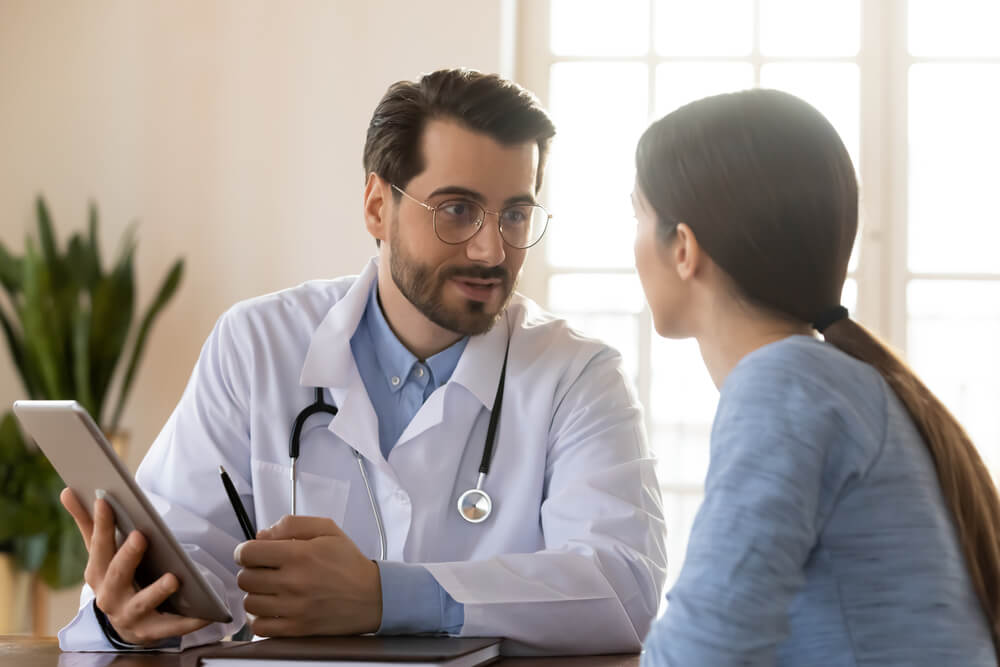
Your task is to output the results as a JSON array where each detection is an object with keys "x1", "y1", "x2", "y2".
[{"x1": 517, "y1": 0, "x2": 1000, "y2": 591}]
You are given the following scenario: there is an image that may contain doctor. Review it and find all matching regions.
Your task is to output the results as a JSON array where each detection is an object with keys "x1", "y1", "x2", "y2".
[{"x1": 58, "y1": 68, "x2": 667, "y2": 654}]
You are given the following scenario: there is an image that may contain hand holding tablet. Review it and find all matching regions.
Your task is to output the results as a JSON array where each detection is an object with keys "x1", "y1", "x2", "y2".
[{"x1": 13, "y1": 400, "x2": 231, "y2": 646}]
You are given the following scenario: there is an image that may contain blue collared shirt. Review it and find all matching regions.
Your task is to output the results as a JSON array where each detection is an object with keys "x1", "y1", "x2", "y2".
[{"x1": 350, "y1": 282, "x2": 467, "y2": 635}]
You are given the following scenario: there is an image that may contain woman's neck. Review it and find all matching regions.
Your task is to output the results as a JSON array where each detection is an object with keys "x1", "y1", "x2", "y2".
[{"x1": 695, "y1": 297, "x2": 814, "y2": 390}]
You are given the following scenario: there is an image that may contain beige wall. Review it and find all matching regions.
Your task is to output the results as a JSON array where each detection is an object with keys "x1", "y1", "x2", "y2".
[{"x1": 0, "y1": 0, "x2": 517, "y2": 634}]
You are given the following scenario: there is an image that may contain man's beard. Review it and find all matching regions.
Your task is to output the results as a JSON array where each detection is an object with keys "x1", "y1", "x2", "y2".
[{"x1": 388, "y1": 218, "x2": 516, "y2": 336}]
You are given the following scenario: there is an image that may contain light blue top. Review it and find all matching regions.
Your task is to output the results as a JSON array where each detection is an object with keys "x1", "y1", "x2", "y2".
[
  {"x1": 641, "y1": 335, "x2": 995, "y2": 666},
  {"x1": 350, "y1": 282, "x2": 467, "y2": 635}
]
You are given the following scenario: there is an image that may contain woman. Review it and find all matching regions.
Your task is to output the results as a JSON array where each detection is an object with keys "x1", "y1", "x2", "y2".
[{"x1": 634, "y1": 89, "x2": 999, "y2": 665}]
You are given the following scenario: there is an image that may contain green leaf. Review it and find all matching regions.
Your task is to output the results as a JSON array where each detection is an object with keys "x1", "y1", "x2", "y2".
[
  {"x1": 72, "y1": 306, "x2": 95, "y2": 417},
  {"x1": 88, "y1": 201, "x2": 102, "y2": 278},
  {"x1": 20, "y1": 242, "x2": 67, "y2": 398},
  {"x1": 35, "y1": 197, "x2": 59, "y2": 275},
  {"x1": 12, "y1": 532, "x2": 48, "y2": 572},
  {"x1": 88, "y1": 251, "x2": 135, "y2": 426},
  {"x1": 66, "y1": 233, "x2": 99, "y2": 290},
  {"x1": 39, "y1": 513, "x2": 86, "y2": 589},
  {"x1": 110, "y1": 259, "x2": 183, "y2": 432},
  {"x1": 0, "y1": 241, "x2": 23, "y2": 295},
  {"x1": 0, "y1": 305, "x2": 36, "y2": 397}
]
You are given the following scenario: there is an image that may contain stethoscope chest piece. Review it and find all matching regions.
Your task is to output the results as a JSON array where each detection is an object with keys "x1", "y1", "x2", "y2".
[{"x1": 457, "y1": 473, "x2": 493, "y2": 523}]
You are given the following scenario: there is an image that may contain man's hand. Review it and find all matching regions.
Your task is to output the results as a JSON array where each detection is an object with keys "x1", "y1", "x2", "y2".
[
  {"x1": 60, "y1": 488, "x2": 212, "y2": 646},
  {"x1": 234, "y1": 515, "x2": 382, "y2": 637}
]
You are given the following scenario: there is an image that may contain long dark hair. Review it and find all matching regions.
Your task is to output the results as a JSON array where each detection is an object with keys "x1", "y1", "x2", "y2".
[{"x1": 636, "y1": 88, "x2": 1000, "y2": 644}]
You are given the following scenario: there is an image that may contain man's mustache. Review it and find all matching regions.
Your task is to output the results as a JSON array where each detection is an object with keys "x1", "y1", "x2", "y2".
[{"x1": 441, "y1": 265, "x2": 510, "y2": 283}]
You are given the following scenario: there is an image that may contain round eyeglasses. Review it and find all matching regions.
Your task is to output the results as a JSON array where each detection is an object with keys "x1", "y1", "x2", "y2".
[{"x1": 392, "y1": 184, "x2": 551, "y2": 249}]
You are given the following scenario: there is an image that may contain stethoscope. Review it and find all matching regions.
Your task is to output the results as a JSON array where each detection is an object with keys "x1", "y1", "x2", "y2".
[{"x1": 287, "y1": 330, "x2": 511, "y2": 559}]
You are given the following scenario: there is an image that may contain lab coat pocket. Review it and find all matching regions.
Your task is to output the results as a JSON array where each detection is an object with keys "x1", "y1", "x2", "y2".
[{"x1": 251, "y1": 459, "x2": 351, "y2": 532}]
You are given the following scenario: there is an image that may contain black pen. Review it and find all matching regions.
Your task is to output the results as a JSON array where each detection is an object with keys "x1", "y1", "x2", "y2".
[{"x1": 219, "y1": 465, "x2": 256, "y2": 541}]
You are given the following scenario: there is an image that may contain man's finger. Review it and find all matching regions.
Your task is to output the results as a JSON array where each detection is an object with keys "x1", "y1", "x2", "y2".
[
  {"x1": 243, "y1": 592, "x2": 301, "y2": 619},
  {"x1": 233, "y1": 539, "x2": 296, "y2": 569},
  {"x1": 60, "y1": 488, "x2": 94, "y2": 552},
  {"x1": 103, "y1": 531, "x2": 147, "y2": 597},
  {"x1": 122, "y1": 573, "x2": 181, "y2": 619},
  {"x1": 256, "y1": 514, "x2": 343, "y2": 541},
  {"x1": 236, "y1": 566, "x2": 285, "y2": 595},
  {"x1": 250, "y1": 614, "x2": 305, "y2": 638},
  {"x1": 87, "y1": 498, "x2": 118, "y2": 577}
]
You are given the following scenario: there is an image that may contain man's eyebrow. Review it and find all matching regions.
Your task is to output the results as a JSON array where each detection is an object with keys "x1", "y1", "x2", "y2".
[
  {"x1": 503, "y1": 193, "x2": 538, "y2": 207},
  {"x1": 425, "y1": 186, "x2": 538, "y2": 207},
  {"x1": 426, "y1": 186, "x2": 487, "y2": 203}
]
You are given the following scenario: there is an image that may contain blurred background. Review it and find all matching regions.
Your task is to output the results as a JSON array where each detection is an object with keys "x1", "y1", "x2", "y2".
[{"x1": 1, "y1": 0, "x2": 998, "y2": 636}]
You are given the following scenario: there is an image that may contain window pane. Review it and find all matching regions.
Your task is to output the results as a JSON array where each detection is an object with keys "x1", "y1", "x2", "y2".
[
  {"x1": 908, "y1": 281, "x2": 1000, "y2": 477},
  {"x1": 909, "y1": 0, "x2": 1000, "y2": 57},
  {"x1": 551, "y1": 0, "x2": 650, "y2": 56},
  {"x1": 649, "y1": 336, "x2": 718, "y2": 483},
  {"x1": 548, "y1": 274, "x2": 644, "y2": 381},
  {"x1": 654, "y1": 0, "x2": 753, "y2": 56},
  {"x1": 559, "y1": 312, "x2": 640, "y2": 382},
  {"x1": 548, "y1": 273, "x2": 644, "y2": 314},
  {"x1": 760, "y1": 63, "x2": 860, "y2": 169},
  {"x1": 760, "y1": 0, "x2": 860, "y2": 56},
  {"x1": 842, "y1": 277, "x2": 857, "y2": 315},
  {"x1": 655, "y1": 63, "x2": 754, "y2": 117},
  {"x1": 660, "y1": 489, "x2": 704, "y2": 592},
  {"x1": 908, "y1": 65, "x2": 1000, "y2": 273},
  {"x1": 547, "y1": 63, "x2": 649, "y2": 268}
]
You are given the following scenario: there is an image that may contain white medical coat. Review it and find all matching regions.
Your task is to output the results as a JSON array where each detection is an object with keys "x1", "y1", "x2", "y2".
[{"x1": 60, "y1": 258, "x2": 667, "y2": 655}]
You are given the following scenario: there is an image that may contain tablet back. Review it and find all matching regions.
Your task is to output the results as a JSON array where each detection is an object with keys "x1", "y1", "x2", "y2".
[{"x1": 12, "y1": 400, "x2": 232, "y2": 623}]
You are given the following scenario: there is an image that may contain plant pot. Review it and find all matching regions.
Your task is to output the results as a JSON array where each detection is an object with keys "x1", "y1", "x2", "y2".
[{"x1": 0, "y1": 551, "x2": 33, "y2": 634}]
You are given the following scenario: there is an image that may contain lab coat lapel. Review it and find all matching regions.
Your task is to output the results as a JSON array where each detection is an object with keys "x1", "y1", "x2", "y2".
[
  {"x1": 298, "y1": 258, "x2": 386, "y2": 472},
  {"x1": 394, "y1": 304, "x2": 512, "y2": 447}
]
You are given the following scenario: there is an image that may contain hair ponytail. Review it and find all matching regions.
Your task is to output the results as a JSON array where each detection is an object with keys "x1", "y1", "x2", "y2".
[{"x1": 822, "y1": 317, "x2": 1000, "y2": 647}]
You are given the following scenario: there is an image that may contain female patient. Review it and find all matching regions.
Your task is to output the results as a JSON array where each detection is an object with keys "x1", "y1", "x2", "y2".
[{"x1": 634, "y1": 89, "x2": 999, "y2": 665}]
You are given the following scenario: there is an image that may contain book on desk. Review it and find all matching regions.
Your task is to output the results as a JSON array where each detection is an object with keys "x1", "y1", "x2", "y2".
[{"x1": 193, "y1": 636, "x2": 502, "y2": 667}]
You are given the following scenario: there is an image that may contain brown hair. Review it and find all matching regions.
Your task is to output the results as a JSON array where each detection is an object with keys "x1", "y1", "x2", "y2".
[
  {"x1": 636, "y1": 88, "x2": 1000, "y2": 644},
  {"x1": 363, "y1": 68, "x2": 556, "y2": 194}
]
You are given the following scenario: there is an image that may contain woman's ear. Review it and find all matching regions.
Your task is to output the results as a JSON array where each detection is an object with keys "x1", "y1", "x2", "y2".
[
  {"x1": 363, "y1": 173, "x2": 390, "y2": 243},
  {"x1": 671, "y1": 223, "x2": 702, "y2": 281}
]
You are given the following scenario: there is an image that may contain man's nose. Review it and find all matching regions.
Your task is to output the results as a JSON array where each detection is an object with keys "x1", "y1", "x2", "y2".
[{"x1": 465, "y1": 213, "x2": 506, "y2": 266}]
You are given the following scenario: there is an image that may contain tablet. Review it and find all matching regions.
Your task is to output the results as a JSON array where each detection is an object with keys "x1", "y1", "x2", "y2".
[{"x1": 12, "y1": 400, "x2": 232, "y2": 623}]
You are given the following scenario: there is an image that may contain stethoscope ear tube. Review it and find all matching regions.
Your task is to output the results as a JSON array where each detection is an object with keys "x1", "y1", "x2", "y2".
[{"x1": 289, "y1": 387, "x2": 339, "y2": 516}]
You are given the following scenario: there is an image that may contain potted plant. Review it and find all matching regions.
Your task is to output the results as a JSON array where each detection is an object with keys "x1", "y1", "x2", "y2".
[{"x1": 0, "y1": 196, "x2": 183, "y2": 633}]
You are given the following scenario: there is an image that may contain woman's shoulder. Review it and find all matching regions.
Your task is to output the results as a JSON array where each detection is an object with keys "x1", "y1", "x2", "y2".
[
  {"x1": 716, "y1": 335, "x2": 890, "y2": 465},
  {"x1": 725, "y1": 335, "x2": 886, "y2": 405}
]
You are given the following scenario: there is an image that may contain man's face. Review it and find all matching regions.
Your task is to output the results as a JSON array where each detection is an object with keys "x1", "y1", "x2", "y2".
[{"x1": 384, "y1": 120, "x2": 539, "y2": 336}]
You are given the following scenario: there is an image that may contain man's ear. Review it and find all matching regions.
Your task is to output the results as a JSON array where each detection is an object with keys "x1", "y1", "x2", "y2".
[
  {"x1": 363, "y1": 173, "x2": 390, "y2": 243},
  {"x1": 672, "y1": 223, "x2": 702, "y2": 281}
]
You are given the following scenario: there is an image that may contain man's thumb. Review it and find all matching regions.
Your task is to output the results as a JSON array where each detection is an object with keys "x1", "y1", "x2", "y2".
[{"x1": 256, "y1": 514, "x2": 342, "y2": 540}]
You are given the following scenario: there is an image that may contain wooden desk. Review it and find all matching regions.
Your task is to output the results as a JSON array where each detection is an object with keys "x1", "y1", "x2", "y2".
[{"x1": 1, "y1": 636, "x2": 641, "y2": 667}]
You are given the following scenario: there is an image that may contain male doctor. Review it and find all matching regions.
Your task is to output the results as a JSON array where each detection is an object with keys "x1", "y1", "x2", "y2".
[{"x1": 59, "y1": 68, "x2": 667, "y2": 654}]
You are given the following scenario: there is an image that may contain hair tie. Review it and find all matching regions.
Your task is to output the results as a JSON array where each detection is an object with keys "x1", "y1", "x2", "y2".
[{"x1": 812, "y1": 305, "x2": 849, "y2": 333}]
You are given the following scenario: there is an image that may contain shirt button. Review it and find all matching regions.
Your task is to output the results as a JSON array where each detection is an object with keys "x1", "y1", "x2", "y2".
[
  {"x1": 391, "y1": 376, "x2": 401, "y2": 386},
  {"x1": 415, "y1": 367, "x2": 425, "y2": 378}
]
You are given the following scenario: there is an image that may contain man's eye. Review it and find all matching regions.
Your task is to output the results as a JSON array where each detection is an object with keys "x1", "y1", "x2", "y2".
[
  {"x1": 443, "y1": 203, "x2": 466, "y2": 215},
  {"x1": 502, "y1": 207, "x2": 529, "y2": 224}
]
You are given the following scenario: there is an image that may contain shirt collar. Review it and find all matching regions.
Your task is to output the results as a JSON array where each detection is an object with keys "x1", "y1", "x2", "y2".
[{"x1": 364, "y1": 274, "x2": 468, "y2": 393}]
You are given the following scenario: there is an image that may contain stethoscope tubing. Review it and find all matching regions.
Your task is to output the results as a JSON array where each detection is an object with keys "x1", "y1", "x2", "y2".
[{"x1": 287, "y1": 317, "x2": 511, "y2": 556}]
